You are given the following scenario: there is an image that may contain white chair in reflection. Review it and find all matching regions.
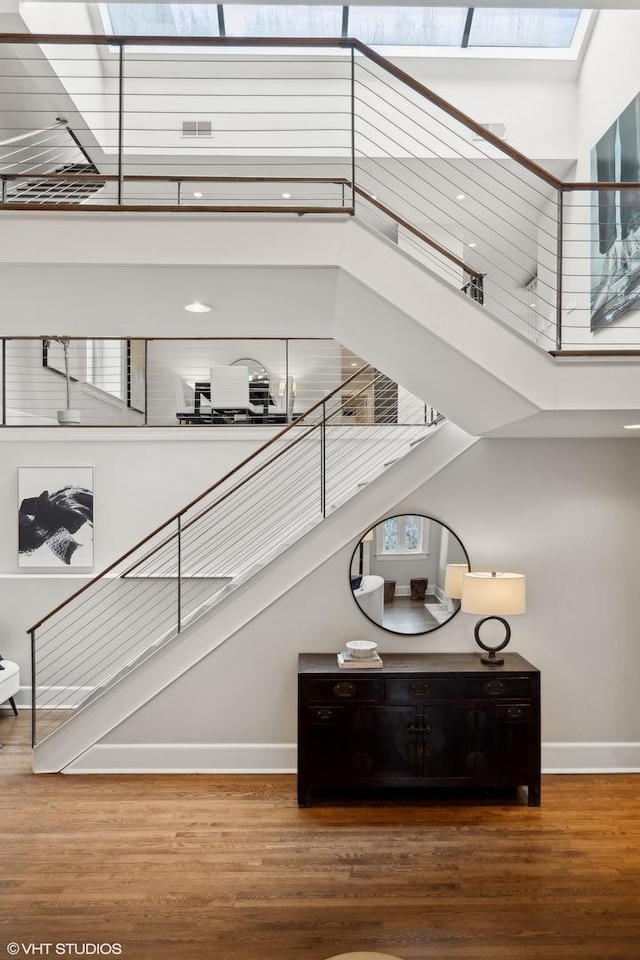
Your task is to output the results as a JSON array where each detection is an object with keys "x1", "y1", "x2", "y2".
[
  {"x1": 209, "y1": 366, "x2": 250, "y2": 418},
  {"x1": 174, "y1": 376, "x2": 198, "y2": 424}
]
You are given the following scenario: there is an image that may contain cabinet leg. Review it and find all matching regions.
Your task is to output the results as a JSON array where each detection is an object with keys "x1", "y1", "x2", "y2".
[
  {"x1": 528, "y1": 782, "x2": 541, "y2": 806},
  {"x1": 297, "y1": 784, "x2": 310, "y2": 807}
]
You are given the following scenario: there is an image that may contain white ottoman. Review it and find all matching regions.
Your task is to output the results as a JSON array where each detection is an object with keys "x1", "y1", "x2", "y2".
[{"x1": 0, "y1": 658, "x2": 19, "y2": 715}]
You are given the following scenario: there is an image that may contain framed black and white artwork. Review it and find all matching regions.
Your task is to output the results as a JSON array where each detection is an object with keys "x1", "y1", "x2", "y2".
[
  {"x1": 18, "y1": 467, "x2": 94, "y2": 568},
  {"x1": 591, "y1": 92, "x2": 640, "y2": 330}
]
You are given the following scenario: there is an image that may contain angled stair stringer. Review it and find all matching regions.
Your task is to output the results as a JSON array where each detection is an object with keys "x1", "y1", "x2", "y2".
[{"x1": 33, "y1": 421, "x2": 477, "y2": 774}]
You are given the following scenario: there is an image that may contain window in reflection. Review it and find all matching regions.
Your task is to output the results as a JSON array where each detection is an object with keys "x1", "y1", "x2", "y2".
[{"x1": 381, "y1": 514, "x2": 423, "y2": 554}]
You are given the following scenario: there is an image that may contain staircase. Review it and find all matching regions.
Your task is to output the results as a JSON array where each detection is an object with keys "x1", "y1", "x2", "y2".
[
  {"x1": 1, "y1": 119, "x2": 105, "y2": 205},
  {"x1": 34, "y1": 420, "x2": 475, "y2": 774},
  {"x1": 30, "y1": 366, "x2": 475, "y2": 772}
]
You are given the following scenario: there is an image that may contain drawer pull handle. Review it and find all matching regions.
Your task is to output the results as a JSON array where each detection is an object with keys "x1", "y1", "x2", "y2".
[
  {"x1": 410, "y1": 682, "x2": 430, "y2": 697},
  {"x1": 317, "y1": 709, "x2": 333, "y2": 720},
  {"x1": 484, "y1": 680, "x2": 505, "y2": 696},
  {"x1": 506, "y1": 707, "x2": 522, "y2": 719},
  {"x1": 333, "y1": 681, "x2": 356, "y2": 698}
]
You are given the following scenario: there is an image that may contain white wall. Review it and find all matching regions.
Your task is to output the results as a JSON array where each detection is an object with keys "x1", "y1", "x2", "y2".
[
  {"x1": 420, "y1": 74, "x2": 577, "y2": 163},
  {"x1": 0, "y1": 263, "x2": 338, "y2": 339},
  {"x1": 556, "y1": 11, "x2": 640, "y2": 347},
  {"x1": 0, "y1": 430, "x2": 269, "y2": 678},
  {"x1": 98, "y1": 437, "x2": 640, "y2": 771},
  {"x1": 577, "y1": 11, "x2": 640, "y2": 177}
]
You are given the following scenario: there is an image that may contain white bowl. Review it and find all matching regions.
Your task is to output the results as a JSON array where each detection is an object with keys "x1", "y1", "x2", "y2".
[{"x1": 346, "y1": 640, "x2": 378, "y2": 659}]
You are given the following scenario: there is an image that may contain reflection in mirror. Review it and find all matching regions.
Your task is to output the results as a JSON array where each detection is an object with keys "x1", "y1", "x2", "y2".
[{"x1": 350, "y1": 514, "x2": 469, "y2": 635}]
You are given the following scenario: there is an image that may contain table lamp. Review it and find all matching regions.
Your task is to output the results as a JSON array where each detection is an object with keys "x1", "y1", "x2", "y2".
[
  {"x1": 461, "y1": 571, "x2": 526, "y2": 665},
  {"x1": 444, "y1": 563, "x2": 469, "y2": 612}
]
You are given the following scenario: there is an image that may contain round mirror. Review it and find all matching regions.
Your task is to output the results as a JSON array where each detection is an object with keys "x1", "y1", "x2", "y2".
[
  {"x1": 231, "y1": 357, "x2": 273, "y2": 411},
  {"x1": 349, "y1": 514, "x2": 469, "y2": 635}
]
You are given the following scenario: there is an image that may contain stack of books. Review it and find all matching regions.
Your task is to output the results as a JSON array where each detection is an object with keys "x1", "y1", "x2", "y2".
[{"x1": 337, "y1": 650, "x2": 384, "y2": 669}]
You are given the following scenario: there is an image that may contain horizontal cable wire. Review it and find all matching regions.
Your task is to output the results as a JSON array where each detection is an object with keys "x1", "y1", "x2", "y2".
[{"x1": 355, "y1": 58, "x2": 556, "y2": 217}]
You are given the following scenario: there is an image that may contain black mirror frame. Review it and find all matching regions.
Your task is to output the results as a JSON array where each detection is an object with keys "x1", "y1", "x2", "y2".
[{"x1": 349, "y1": 513, "x2": 470, "y2": 637}]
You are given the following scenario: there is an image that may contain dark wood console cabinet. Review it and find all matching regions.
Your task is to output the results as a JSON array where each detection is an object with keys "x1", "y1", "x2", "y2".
[{"x1": 297, "y1": 653, "x2": 540, "y2": 807}]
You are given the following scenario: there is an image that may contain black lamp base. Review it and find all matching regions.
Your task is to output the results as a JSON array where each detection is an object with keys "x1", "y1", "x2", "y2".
[{"x1": 474, "y1": 616, "x2": 511, "y2": 666}]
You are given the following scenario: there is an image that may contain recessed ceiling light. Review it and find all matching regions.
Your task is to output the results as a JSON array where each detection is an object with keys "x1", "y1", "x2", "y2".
[
  {"x1": 468, "y1": 242, "x2": 477, "y2": 248},
  {"x1": 184, "y1": 302, "x2": 211, "y2": 313},
  {"x1": 529, "y1": 302, "x2": 536, "y2": 308},
  {"x1": 193, "y1": 191, "x2": 203, "y2": 199},
  {"x1": 623, "y1": 424, "x2": 640, "y2": 429},
  {"x1": 282, "y1": 192, "x2": 291, "y2": 199},
  {"x1": 350, "y1": 361, "x2": 359, "y2": 366},
  {"x1": 456, "y1": 193, "x2": 466, "y2": 200}
]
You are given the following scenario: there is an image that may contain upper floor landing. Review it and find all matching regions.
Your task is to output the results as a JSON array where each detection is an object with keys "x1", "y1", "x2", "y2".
[{"x1": 1, "y1": 211, "x2": 639, "y2": 438}]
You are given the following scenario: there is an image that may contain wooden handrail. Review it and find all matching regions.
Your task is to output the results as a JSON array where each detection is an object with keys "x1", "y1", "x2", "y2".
[
  {"x1": 0, "y1": 33, "x2": 351, "y2": 47},
  {"x1": 0, "y1": 173, "x2": 350, "y2": 184},
  {"x1": 562, "y1": 182, "x2": 640, "y2": 191},
  {"x1": 549, "y1": 350, "x2": 640, "y2": 357},
  {"x1": 0, "y1": 202, "x2": 351, "y2": 215},
  {"x1": 354, "y1": 186, "x2": 483, "y2": 280},
  {"x1": 27, "y1": 362, "x2": 374, "y2": 632}
]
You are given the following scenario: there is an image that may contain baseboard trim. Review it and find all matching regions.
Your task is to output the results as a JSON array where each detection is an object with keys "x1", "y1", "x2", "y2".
[
  {"x1": 4, "y1": 685, "x2": 96, "y2": 712},
  {"x1": 542, "y1": 741, "x2": 640, "y2": 773},
  {"x1": 63, "y1": 742, "x2": 298, "y2": 774},
  {"x1": 60, "y1": 741, "x2": 640, "y2": 775}
]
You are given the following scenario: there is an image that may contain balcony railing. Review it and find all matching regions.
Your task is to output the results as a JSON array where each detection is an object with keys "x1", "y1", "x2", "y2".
[
  {"x1": 0, "y1": 33, "x2": 638, "y2": 350},
  {"x1": 1, "y1": 336, "x2": 435, "y2": 428}
]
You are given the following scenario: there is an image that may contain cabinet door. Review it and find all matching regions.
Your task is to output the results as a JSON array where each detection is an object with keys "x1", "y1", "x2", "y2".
[
  {"x1": 462, "y1": 704, "x2": 534, "y2": 782},
  {"x1": 494, "y1": 703, "x2": 535, "y2": 782},
  {"x1": 462, "y1": 706, "x2": 496, "y2": 777},
  {"x1": 304, "y1": 704, "x2": 379, "y2": 785},
  {"x1": 374, "y1": 706, "x2": 461, "y2": 780}
]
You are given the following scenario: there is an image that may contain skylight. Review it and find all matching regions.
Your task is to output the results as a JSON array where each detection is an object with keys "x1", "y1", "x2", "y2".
[
  {"x1": 223, "y1": 5, "x2": 343, "y2": 38},
  {"x1": 104, "y1": 4, "x2": 583, "y2": 51},
  {"x1": 467, "y1": 8, "x2": 580, "y2": 48},
  {"x1": 348, "y1": 7, "x2": 468, "y2": 46},
  {"x1": 108, "y1": 3, "x2": 221, "y2": 36}
]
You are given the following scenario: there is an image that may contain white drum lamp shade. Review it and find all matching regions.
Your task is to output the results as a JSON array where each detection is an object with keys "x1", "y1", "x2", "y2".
[
  {"x1": 444, "y1": 563, "x2": 468, "y2": 599},
  {"x1": 462, "y1": 572, "x2": 526, "y2": 615},
  {"x1": 462, "y1": 571, "x2": 526, "y2": 665}
]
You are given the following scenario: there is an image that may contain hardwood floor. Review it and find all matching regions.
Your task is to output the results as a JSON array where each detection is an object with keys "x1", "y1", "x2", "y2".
[
  {"x1": 2, "y1": 713, "x2": 640, "y2": 960},
  {"x1": 382, "y1": 597, "x2": 440, "y2": 632}
]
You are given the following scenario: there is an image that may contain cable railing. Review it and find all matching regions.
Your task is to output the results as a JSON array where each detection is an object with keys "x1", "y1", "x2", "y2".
[
  {"x1": 1, "y1": 336, "x2": 429, "y2": 427},
  {"x1": 0, "y1": 115, "x2": 103, "y2": 203},
  {"x1": 27, "y1": 362, "x2": 437, "y2": 747},
  {"x1": 0, "y1": 33, "x2": 637, "y2": 350}
]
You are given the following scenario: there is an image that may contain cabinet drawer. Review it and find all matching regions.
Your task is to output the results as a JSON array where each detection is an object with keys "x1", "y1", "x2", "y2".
[
  {"x1": 385, "y1": 678, "x2": 458, "y2": 702},
  {"x1": 463, "y1": 677, "x2": 531, "y2": 699},
  {"x1": 496, "y1": 703, "x2": 531, "y2": 723},
  {"x1": 303, "y1": 678, "x2": 382, "y2": 702},
  {"x1": 306, "y1": 706, "x2": 345, "y2": 724}
]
